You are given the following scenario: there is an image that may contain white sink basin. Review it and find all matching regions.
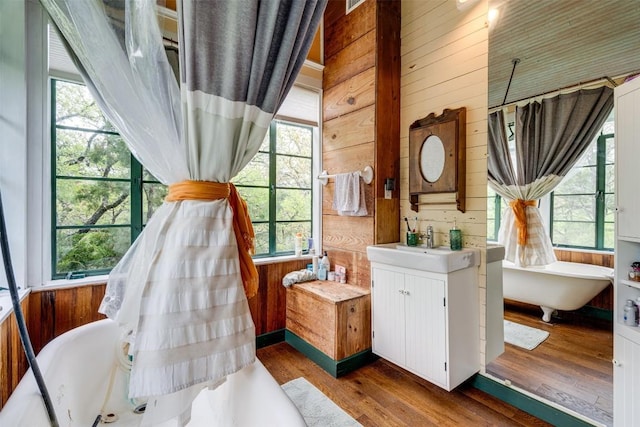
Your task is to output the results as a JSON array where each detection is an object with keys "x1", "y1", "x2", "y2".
[{"x1": 366, "y1": 243, "x2": 479, "y2": 273}]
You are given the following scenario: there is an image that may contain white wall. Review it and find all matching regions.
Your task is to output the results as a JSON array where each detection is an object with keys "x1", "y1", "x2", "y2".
[
  {"x1": 0, "y1": 0, "x2": 48, "y2": 288},
  {"x1": 400, "y1": 0, "x2": 489, "y2": 365},
  {"x1": 0, "y1": 0, "x2": 28, "y2": 288}
]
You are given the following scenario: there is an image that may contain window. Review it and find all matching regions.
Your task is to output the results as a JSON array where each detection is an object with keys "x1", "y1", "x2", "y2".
[
  {"x1": 487, "y1": 186, "x2": 507, "y2": 241},
  {"x1": 550, "y1": 127, "x2": 615, "y2": 250},
  {"x1": 233, "y1": 121, "x2": 314, "y2": 256},
  {"x1": 52, "y1": 80, "x2": 317, "y2": 278},
  {"x1": 486, "y1": 113, "x2": 615, "y2": 251},
  {"x1": 51, "y1": 79, "x2": 166, "y2": 278}
]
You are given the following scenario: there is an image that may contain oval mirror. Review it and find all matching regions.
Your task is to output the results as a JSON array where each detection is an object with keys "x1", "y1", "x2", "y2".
[{"x1": 419, "y1": 135, "x2": 445, "y2": 183}]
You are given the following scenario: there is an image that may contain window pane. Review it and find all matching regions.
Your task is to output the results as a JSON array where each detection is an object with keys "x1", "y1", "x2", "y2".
[
  {"x1": 253, "y1": 223, "x2": 269, "y2": 256},
  {"x1": 56, "y1": 179, "x2": 130, "y2": 226},
  {"x1": 55, "y1": 81, "x2": 116, "y2": 132},
  {"x1": 56, "y1": 130, "x2": 130, "y2": 179},
  {"x1": 577, "y1": 142, "x2": 598, "y2": 167},
  {"x1": 276, "y1": 123, "x2": 312, "y2": 157},
  {"x1": 236, "y1": 187, "x2": 269, "y2": 222},
  {"x1": 605, "y1": 194, "x2": 616, "y2": 222},
  {"x1": 555, "y1": 165, "x2": 596, "y2": 194},
  {"x1": 552, "y1": 221, "x2": 595, "y2": 247},
  {"x1": 553, "y1": 195, "x2": 595, "y2": 222},
  {"x1": 606, "y1": 136, "x2": 615, "y2": 163},
  {"x1": 277, "y1": 189, "x2": 311, "y2": 221},
  {"x1": 234, "y1": 153, "x2": 269, "y2": 186},
  {"x1": 143, "y1": 167, "x2": 162, "y2": 182},
  {"x1": 55, "y1": 227, "x2": 130, "y2": 275},
  {"x1": 275, "y1": 222, "x2": 311, "y2": 253},
  {"x1": 142, "y1": 183, "x2": 168, "y2": 224},
  {"x1": 604, "y1": 222, "x2": 615, "y2": 249},
  {"x1": 605, "y1": 164, "x2": 615, "y2": 193},
  {"x1": 277, "y1": 155, "x2": 312, "y2": 188},
  {"x1": 487, "y1": 219, "x2": 496, "y2": 241}
]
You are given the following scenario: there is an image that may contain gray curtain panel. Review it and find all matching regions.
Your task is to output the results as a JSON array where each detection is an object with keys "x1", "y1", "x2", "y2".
[
  {"x1": 488, "y1": 110, "x2": 517, "y2": 189},
  {"x1": 515, "y1": 86, "x2": 614, "y2": 186}
]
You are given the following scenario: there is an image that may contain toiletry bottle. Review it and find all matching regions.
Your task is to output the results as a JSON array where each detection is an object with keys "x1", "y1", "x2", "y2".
[
  {"x1": 449, "y1": 221, "x2": 462, "y2": 251},
  {"x1": 312, "y1": 255, "x2": 319, "y2": 274},
  {"x1": 317, "y1": 259, "x2": 327, "y2": 280},
  {"x1": 321, "y1": 250, "x2": 330, "y2": 272},
  {"x1": 624, "y1": 299, "x2": 637, "y2": 326},
  {"x1": 636, "y1": 297, "x2": 640, "y2": 326}
]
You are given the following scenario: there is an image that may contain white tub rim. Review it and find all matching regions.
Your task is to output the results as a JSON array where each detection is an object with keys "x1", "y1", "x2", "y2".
[{"x1": 502, "y1": 260, "x2": 613, "y2": 283}]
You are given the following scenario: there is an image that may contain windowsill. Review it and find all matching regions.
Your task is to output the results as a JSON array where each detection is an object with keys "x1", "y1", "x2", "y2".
[
  {"x1": 33, "y1": 254, "x2": 315, "y2": 291},
  {"x1": 0, "y1": 288, "x2": 31, "y2": 324}
]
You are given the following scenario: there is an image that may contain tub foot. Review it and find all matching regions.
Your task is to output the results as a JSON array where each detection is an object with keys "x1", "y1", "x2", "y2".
[{"x1": 541, "y1": 306, "x2": 555, "y2": 322}]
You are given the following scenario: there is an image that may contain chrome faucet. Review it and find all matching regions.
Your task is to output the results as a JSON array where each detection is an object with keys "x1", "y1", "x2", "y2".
[{"x1": 422, "y1": 225, "x2": 434, "y2": 248}]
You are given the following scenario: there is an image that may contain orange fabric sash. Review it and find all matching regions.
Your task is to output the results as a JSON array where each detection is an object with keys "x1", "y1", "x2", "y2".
[
  {"x1": 166, "y1": 180, "x2": 258, "y2": 299},
  {"x1": 509, "y1": 199, "x2": 537, "y2": 246}
]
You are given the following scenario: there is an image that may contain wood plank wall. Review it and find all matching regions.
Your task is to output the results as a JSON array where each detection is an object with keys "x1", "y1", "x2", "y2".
[
  {"x1": 322, "y1": 0, "x2": 401, "y2": 289},
  {"x1": 400, "y1": 0, "x2": 488, "y2": 363},
  {"x1": 0, "y1": 298, "x2": 29, "y2": 408},
  {"x1": 0, "y1": 258, "x2": 308, "y2": 409}
]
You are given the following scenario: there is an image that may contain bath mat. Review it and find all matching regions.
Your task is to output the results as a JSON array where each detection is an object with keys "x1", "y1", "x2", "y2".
[
  {"x1": 282, "y1": 377, "x2": 362, "y2": 427},
  {"x1": 504, "y1": 320, "x2": 550, "y2": 350}
]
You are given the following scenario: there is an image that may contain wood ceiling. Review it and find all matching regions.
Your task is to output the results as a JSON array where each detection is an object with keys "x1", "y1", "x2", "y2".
[{"x1": 489, "y1": 0, "x2": 640, "y2": 109}]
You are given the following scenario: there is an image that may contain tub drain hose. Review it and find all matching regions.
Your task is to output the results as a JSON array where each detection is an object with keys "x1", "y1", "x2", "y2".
[{"x1": 0, "y1": 190, "x2": 59, "y2": 427}]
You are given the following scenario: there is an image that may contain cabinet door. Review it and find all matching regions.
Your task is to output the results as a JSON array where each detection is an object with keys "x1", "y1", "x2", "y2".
[
  {"x1": 614, "y1": 334, "x2": 640, "y2": 426},
  {"x1": 404, "y1": 273, "x2": 447, "y2": 386},
  {"x1": 371, "y1": 267, "x2": 406, "y2": 366},
  {"x1": 616, "y1": 77, "x2": 640, "y2": 239}
]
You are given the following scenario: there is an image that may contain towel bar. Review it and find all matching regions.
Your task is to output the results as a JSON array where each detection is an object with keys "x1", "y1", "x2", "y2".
[{"x1": 317, "y1": 165, "x2": 373, "y2": 186}]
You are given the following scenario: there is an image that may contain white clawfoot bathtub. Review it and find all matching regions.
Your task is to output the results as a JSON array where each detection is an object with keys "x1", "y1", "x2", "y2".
[
  {"x1": 0, "y1": 319, "x2": 305, "y2": 426},
  {"x1": 503, "y1": 260, "x2": 613, "y2": 322}
]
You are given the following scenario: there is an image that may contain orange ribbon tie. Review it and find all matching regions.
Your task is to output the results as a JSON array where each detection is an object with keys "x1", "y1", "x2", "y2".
[
  {"x1": 509, "y1": 199, "x2": 537, "y2": 246},
  {"x1": 166, "y1": 180, "x2": 258, "y2": 299}
]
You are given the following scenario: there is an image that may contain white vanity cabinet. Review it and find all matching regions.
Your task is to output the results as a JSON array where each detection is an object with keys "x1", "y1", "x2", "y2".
[
  {"x1": 614, "y1": 75, "x2": 640, "y2": 427},
  {"x1": 370, "y1": 257, "x2": 479, "y2": 391}
]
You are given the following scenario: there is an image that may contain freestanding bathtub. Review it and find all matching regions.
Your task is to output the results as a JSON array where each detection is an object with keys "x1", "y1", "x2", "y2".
[
  {"x1": 502, "y1": 260, "x2": 614, "y2": 322},
  {"x1": 0, "y1": 319, "x2": 305, "y2": 426}
]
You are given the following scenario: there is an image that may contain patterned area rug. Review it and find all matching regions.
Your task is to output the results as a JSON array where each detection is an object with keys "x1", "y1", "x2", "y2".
[
  {"x1": 282, "y1": 377, "x2": 361, "y2": 427},
  {"x1": 504, "y1": 320, "x2": 550, "y2": 350}
]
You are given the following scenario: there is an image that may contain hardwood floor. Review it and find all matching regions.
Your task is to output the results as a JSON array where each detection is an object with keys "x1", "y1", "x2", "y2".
[
  {"x1": 258, "y1": 342, "x2": 551, "y2": 426},
  {"x1": 486, "y1": 301, "x2": 613, "y2": 426}
]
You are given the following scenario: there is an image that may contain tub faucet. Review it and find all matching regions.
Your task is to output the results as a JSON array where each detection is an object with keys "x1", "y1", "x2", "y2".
[{"x1": 422, "y1": 225, "x2": 434, "y2": 248}]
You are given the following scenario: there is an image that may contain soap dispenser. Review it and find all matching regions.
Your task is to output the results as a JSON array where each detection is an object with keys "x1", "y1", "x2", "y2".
[{"x1": 449, "y1": 221, "x2": 462, "y2": 251}]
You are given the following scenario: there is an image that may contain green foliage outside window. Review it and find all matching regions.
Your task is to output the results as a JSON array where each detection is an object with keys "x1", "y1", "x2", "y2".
[{"x1": 52, "y1": 80, "x2": 314, "y2": 278}]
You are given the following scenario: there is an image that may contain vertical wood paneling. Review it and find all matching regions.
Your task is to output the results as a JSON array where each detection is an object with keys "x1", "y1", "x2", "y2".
[
  {"x1": 400, "y1": 0, "x2": 488, "y2": 365},
  {"x1": 0, "y1": 298, "x2": 29, "y2": 409},
  {"x1": 322, "y1": 0, "x2": 400, "y2": 293}
]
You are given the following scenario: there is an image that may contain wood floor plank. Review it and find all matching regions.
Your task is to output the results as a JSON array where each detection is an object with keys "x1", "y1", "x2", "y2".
[
  {"x1": 486, "y1": 302, "x2": 613, "y2": 426},
  {"x1": 257, "y1": 342, "x2": 552, "y2": 427}
]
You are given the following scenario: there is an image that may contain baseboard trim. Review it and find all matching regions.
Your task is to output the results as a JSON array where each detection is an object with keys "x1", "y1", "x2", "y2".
[
  {"x1": 256, "y1": 329, "x2": 285, "y2": 349},
  {"x1": 470, "y1": 374, "x2": 595, "y2": 427},
  {"x1": 284, "y1": 330, "x2": 377, "y2": 377}
]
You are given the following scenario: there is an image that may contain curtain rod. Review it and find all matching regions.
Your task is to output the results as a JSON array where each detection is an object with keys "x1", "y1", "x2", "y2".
[{"x1": 488, "y1": 72, "x2": 634, "y2": 113}]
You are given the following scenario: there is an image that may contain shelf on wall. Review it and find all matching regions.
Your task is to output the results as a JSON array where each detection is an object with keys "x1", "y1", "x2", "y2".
[{"x1": 620, "y1": 279, "x2": 640, "y2": 291}]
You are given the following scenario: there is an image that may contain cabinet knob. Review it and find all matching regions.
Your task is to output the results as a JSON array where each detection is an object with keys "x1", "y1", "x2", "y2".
[
  {"x1": 612, "y1": 359, "x2": 622, "y2": 367},
  {"x1": 405, "y1": 290, "x2": 410, "y2": 296},
  {"x1": 398, "y1": 289, "x2": 404, "y2": 294}
]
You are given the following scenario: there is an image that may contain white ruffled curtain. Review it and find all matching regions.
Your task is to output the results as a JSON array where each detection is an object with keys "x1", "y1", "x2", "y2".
[
  {"x1": 40, "y1": 0, "x2": 326, "y2": 425},
  {"x1": 488, "y1": 87, "x2": 613, "y2": 266}
]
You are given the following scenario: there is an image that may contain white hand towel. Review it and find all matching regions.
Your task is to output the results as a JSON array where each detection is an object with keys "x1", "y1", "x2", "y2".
[{"x1": 332, "y1": 171, "x2": 368, "y2": 216}]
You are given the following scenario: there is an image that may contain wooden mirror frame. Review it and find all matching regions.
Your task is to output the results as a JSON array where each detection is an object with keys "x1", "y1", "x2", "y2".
[{"x1": 408, "y1": 107, "x2": 466, "y2": 212}]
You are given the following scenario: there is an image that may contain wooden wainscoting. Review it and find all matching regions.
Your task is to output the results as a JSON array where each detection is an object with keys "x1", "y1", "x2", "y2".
[
  {"x1": 0, "y1": 258, "x2": 307, "y2": 409},
  {"x1": 554, "y1": 249, "x2": 614, "y2": 311},
  {"x1": 0, "y1": 298, "x2": 29, "y2": 408}
]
